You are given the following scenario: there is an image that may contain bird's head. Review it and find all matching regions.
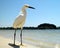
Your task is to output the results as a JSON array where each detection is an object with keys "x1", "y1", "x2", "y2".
[{"x1": 24, "y1": 4, "x2": 35, "y2": 9}]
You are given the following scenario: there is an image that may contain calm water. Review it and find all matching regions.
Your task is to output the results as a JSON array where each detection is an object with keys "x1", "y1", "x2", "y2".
[{"x1": 0, "y1": 29, "x2": 60, "y2": 48}]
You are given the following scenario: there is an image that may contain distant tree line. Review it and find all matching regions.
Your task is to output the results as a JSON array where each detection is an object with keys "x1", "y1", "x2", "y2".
[{"x1": 0, "y1": 23, "x2": 60, "y2": 30}]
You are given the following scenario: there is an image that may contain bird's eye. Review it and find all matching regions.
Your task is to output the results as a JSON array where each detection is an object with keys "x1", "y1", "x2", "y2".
[{"x1": 25, "y1": 6, "x2": 28, "y2": 7}]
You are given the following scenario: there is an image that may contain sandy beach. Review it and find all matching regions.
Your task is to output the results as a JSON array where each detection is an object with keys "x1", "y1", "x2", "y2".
[
  {"x1": 0, "y1": 36, "x2": 12, "y2": 48},
  {"x1": 0, "y1": 36, "x2": 38, "y2": 48},
  {"x1": 0, "y1": 35, "x2": 60, "y2": 48}
]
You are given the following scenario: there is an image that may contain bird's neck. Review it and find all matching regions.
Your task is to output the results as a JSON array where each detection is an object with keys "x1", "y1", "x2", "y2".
[{"x1": 21, "y1": 7, "x2": 26, "y2": 16}]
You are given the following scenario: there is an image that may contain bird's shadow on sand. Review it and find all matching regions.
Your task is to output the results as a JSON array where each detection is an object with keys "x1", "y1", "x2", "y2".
[{"x1": 8, "y1": 43, "x2": 20, "y2": 48}]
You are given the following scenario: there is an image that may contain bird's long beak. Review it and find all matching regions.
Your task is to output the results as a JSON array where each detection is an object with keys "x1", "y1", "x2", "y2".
[{"x1": 28, "y1": 6, "x2": 35, "y2": 9}]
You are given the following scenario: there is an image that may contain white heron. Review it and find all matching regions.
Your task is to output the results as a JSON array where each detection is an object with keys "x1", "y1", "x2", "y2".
[{"x1": 13, "y1": 4, "x2": 35, "y2": 46}]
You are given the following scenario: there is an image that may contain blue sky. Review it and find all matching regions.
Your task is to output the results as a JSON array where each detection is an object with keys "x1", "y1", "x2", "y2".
[{"x1": 0, "y1": 0, "x2": 60, "y2": 27}]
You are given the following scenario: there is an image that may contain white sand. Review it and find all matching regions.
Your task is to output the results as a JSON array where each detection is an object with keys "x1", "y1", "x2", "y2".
[
  {"x1": 0, "y1": 36, "x2": 38, "y2": 48},
  {"x1": 0, "y1": 36, "x2": 60, "y2": 48},
  {"x1": 0, "y1": 36, "x2": 12, "y2": 48}
]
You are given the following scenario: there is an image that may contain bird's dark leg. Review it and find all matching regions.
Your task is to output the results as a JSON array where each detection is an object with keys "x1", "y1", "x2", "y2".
[
  {"x1": 20, "y1": 28, "x2": 23, "y2": 45},
  {"x1": 14, "y1": 29, "x2": 16, "y2": 45}
]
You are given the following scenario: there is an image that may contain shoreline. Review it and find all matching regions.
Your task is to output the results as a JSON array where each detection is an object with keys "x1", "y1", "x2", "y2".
[
  {"x1": 0, "y1": 36, "x2": 37, "y2": 48},
  {"x1": 0, "y1": 36, "x2": 60, "y2": 48}
]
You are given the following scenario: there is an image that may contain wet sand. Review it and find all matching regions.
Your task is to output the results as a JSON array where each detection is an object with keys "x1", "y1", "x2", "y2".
[{"x1": 0, "y1": 36, "x2": 38, "y2": 48}]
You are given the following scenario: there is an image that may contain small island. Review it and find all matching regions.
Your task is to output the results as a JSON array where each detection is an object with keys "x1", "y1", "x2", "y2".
[
  {"x1": 0, "y1": 23, "x2": 60, "y2": 30},
  {"x1": 38, "y1": 23, "x2": 56, "y2": 29}
]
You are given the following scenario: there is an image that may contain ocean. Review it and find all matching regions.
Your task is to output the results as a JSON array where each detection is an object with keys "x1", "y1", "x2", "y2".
[{"x1": 0, "y1": 29, "x2": 60, "y2": 48}]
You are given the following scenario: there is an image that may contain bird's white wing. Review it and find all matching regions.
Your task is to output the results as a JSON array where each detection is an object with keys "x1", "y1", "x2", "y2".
[{"x1": 13, "y1": 14, "x2": 26, "y2": 28}]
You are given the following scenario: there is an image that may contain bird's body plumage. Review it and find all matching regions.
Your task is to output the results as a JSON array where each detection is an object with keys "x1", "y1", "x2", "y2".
[
  {"x1": 13, "y1": 14, "x2": 26, "y2": 28},
  {"x1": 13, "y1": 7, "x2": 26, "y2": 29}
]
